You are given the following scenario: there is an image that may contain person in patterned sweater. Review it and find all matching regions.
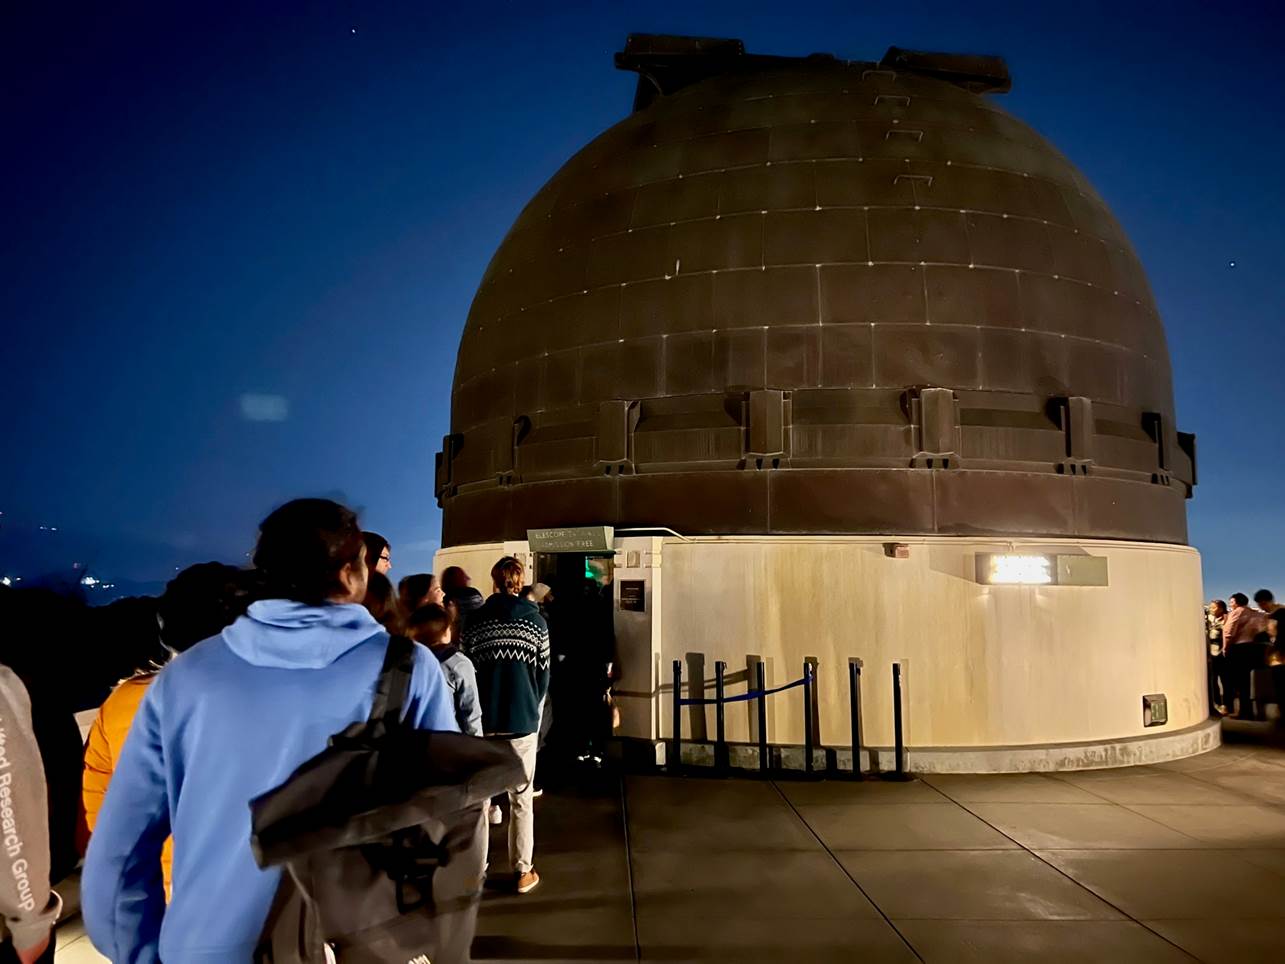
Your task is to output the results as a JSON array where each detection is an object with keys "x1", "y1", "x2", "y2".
[{"x1": 461, "y1": 556, "x2": 550, "y2": 894}]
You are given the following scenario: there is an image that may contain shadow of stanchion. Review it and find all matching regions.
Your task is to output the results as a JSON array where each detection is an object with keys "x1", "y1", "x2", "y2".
[{"x1": 684, "y1": 651, "x2": 706, "y2": 743}]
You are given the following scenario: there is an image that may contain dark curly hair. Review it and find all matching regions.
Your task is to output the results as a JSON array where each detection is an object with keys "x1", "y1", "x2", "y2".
[
  {"x1": 158, "y1": 562, "x2": 261, "y2": 653},
  {"x1": 252, "y1": 499, "x2": 365, "y2": 606}
]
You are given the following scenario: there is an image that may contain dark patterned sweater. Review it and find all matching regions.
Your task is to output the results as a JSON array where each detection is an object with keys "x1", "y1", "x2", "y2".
[{"x1": 460, "y1": 592, "x2": 551, "y2": 736}]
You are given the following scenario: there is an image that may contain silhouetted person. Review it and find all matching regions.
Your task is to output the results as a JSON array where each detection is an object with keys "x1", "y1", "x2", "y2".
[
  {"x1": 82, "y1": 498, "x2": 457, "y2": 962},
  {"x1": 443, "y1": 566, "x2": 484, "y2": 638},
  {"x1": 1223, "y1": 593, "x2": 1268, "y2": 719},
  {"x1": 82, "y1": 563, "x2": 257, "y2": 897},
  {"x1": 1254, "y1": 589, "x2": 1284, "y2": 721},
  {"x1": 562, "y1": 566, "x2": 616, "y2": 767}
]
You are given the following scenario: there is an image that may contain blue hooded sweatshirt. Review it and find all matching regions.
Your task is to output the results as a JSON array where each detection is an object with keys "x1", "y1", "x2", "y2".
[{"x1": 82, "y1": 600, "x2": 459, "y2": 963}]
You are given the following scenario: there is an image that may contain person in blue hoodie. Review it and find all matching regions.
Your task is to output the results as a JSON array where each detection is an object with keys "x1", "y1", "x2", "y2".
[{"x1": 81, "y1": 498, "x2": 459, "y2": 963}]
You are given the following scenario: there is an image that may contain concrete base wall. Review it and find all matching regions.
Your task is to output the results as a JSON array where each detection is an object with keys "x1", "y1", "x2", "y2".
[
  {"x1": 437, "y1": 534, "x2": 1211, "y2": 770},
  {"x1": 659, "y1": 536, "x2": 1206, "y2": 750}
]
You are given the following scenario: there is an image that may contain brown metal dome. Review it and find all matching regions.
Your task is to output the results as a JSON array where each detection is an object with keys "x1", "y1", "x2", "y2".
[{"x1": 438, "y1": 35, "x2": 1194, "y2": 547}]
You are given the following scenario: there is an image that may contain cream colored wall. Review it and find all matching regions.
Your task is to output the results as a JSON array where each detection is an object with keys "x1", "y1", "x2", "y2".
[
  {"x1": 605, "y1": 537, "x2": 664, "y2": 739},
  {"x1": 657, "y1": 537, "x2": 1206, "y2": 749},
  {"x1": 437, "y1": 534, "x2": 1205, "y2": 753},
  {"x1": 434, "y1": 543, "x2": 507, "y2": 593}
]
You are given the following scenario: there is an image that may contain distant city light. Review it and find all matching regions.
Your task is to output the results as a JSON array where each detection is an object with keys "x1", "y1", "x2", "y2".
[
  {"x1": 0, "y1": 577, "x2": 11, "y2": 587},
  {"x1": 81, "y1": 575, "x2": 100, "y2": 587}
]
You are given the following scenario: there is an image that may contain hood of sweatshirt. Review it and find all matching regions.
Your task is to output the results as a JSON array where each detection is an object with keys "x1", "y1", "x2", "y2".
[
  {"x1": 220, "y1": 599, "x2": 384, "y2": 670},
  {"x1": 448, "y1": 587, "x2": 485, "y2": 613}
]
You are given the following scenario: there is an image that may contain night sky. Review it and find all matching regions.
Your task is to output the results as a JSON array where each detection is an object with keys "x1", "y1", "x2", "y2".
[{"x1": 3, "y1": 1, "x2": 1282, "y2": 598}]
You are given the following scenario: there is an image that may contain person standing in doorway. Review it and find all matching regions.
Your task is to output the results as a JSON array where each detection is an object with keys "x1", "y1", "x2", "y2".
[
  {"x1": 564, "y1": 561, "x2": 616, "y2": 767},
  {"x1": 461, "y1": 556, "x2": 550, "y2": 894}
]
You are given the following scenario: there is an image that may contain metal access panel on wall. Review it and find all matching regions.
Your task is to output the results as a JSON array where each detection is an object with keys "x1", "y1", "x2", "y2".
[{"x1": 1143, "y1": 694, "x2": 1168, "y2": 727}]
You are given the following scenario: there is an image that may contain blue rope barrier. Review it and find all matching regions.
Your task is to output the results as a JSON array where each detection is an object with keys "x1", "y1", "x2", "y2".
[{"x1": 676, "y1": 671, "x2": 810, "y2": 706}]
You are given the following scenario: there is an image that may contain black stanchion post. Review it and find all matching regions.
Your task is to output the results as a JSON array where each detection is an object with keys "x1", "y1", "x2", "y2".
[
  {"x1": 756, "y1": 660, "x2": 768, "y2": 775},
  {"x1": 849, "y1": 659, "x2": 864, "y2": 779},
  {"x1": 714, "y1": 660, "x2": 728, "y2": 773},
  {"x1": 803, "y1": 661, "x2": 814, "y2": 775},
  {"x1": 892, "y1": 662, "x2": 906, "y2": 779},
  {"x1": 671, "y1": 659, "x2": 682, "y2": 771}
]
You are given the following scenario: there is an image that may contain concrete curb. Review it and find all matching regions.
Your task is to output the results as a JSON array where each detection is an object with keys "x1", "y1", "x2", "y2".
[{"x1": 632, "y1": 717, "x2": 1223, "y2": 774}]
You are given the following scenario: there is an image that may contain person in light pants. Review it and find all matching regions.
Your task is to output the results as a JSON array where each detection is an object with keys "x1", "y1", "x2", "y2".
[{"x1": 461, "y1": 557, "x2": 551, "y2": 894}]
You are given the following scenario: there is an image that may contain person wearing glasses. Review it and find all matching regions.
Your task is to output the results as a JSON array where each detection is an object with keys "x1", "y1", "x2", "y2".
[{"x1": 363, "y1": 531, "x2": 392, "y2": 575}]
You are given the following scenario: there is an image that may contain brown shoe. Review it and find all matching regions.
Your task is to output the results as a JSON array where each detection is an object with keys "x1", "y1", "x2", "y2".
[{"x1": 515, "y1": 870, "x2": 540, "y2": 894}]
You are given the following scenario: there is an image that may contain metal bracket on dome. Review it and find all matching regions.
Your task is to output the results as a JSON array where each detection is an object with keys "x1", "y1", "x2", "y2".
[
  {"x1": 615, "y1": 34, "x2": 748, "y2": 112},
  {"x1": 596, "y1": 400, "x2": 640, "y2": 476},
  {"x1": 1057, "y1": 396, "x2": 1096, "y2": 477},
  {"x1": 1177, "y1": 432, "x2": 1198, "y2": 497},
  {"x1": 744, "y1": 390, "x2": 789, "y2": 469},
  {"x1": 434, "y1": 434, "x2": 462, "y2": 504},
  {"x1": 909, "y1": 387, "x2": 961, "y2": 469},
  {"x1": 879, "y1": 47, "x2": 1010, "y2": 94}
]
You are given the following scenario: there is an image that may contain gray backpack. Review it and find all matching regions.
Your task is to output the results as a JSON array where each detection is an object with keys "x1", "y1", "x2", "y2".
[{"x1": 249, "y1": 636, "x2": 522, "y2": 963}]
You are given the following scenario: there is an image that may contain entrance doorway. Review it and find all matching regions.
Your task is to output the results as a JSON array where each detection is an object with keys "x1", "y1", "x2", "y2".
[
  {"x1": 532, "y1": 551, "x2": 615, "y2": 766},
  {"x1": 534, "y1": 551, "x2": 614, "y2": 593}
]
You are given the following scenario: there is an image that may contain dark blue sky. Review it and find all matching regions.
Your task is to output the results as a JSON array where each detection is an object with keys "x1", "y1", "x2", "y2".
[{"x1": 3, "y1": 1, "x2": 1282, "y2": 597}]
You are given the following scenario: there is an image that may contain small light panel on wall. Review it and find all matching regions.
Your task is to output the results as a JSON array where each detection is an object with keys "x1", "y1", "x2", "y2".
[
  {"x1": 978, "y1": 553, "x2": 1054, "y2": 585},
  {"x1": 976, "y1": 553, "x2": 1109, "y2": 587}
]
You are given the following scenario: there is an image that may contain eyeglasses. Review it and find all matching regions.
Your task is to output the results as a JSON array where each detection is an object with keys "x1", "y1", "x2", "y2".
[{"x1": 379, "y1": 553, "x2": 391, "y2": 563}]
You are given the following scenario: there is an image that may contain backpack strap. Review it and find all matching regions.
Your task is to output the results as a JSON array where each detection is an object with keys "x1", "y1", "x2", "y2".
[{"x1": 368, "y1": 634, "x2": 417, "y2": 727}]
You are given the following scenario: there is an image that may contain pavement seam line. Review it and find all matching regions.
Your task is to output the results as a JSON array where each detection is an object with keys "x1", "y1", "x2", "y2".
[
  {"x1": 934, "y1": 787, "x2": 1203, "y2": 961},
  {"x1": 619, "y1": 775, "x2": 643, "y2": 962},
  {"x1": 769, "y1": 780, "x2": 927, "y2": 963},
  {"x1": 1049, "y1": 762, "x2": 1265, "y2": 808}
]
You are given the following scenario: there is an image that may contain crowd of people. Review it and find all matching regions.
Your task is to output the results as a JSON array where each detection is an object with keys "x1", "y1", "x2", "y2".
[
  {"x1": 0, "y1": 498, "x2": 617, "y2": 963},
  {"x1": 1205, "y1": 590, "x2": 1285, "y2": 720},
  {"x1": 14, "y1": 498, "x2": 1277, "y2": 960}
]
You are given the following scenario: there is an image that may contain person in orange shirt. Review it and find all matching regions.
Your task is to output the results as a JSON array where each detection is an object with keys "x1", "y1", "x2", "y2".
[{"x1": 82, "y1": 562, "x2": 258, "y2": 895}]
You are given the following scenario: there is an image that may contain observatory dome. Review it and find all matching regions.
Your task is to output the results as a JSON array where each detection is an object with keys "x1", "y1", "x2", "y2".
[{"x1": 439, "y1": 37, "x2": 1194, "y2": 547}]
